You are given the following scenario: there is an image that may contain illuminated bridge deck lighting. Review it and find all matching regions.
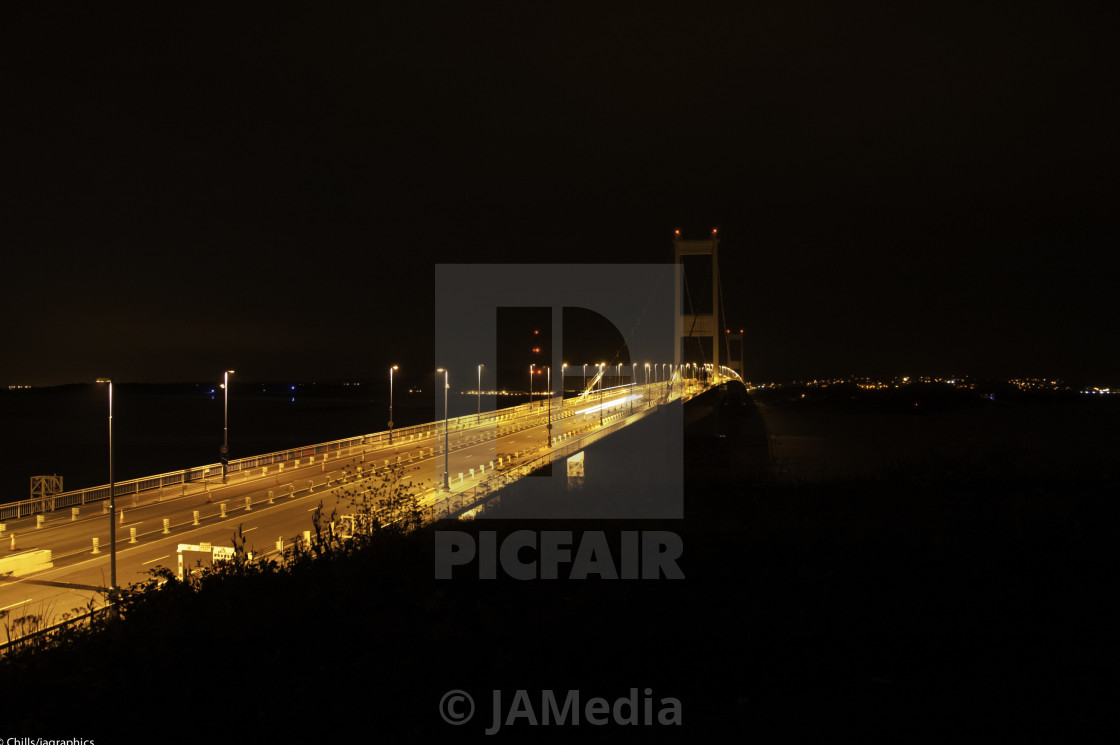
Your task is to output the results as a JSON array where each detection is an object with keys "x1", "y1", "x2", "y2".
[{"x1": 575, "y1": 393, "x2": 644, "y2": 415}]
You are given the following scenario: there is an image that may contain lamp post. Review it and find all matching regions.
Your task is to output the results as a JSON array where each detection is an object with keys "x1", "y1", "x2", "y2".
[
  {"x1": 598, "y1": 363, "x2": 605, "y2": 425},
  {"x1": 629, "y1": 363, "x2": 634, "y2": 413},
  {"x1": 437, "y1": 368, "x2": 450, "y2": 490},
  {"x1": 582, "y1": 363, "x2": 587, "y2": 393},
  {"x1": 477, "y1": 364, "x2": 483, "y2": 424},
  {"x1": 95, "y1": 378, "x2": 116, "y2": 596},
  {"x1": 388, "y1": 365, "x2": 398, "y2": 444},
  {"x1": 546, "y1": 365, "x2": 552, "y2": 448},
  {"x1": 529, "y1": 363, "x2": 534, "y2": 410},
  {"x1": 645, "y1": 363, "x2": 651, "y2": 408},
  {"x1": 222, "y1": 370, "x2": 234, "y2": 483}
]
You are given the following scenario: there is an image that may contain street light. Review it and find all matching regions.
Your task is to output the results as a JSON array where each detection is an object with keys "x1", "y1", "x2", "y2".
[
  {"x1": 546, "y1": 365, "x2": 552, "y2": 448},
  {"x1": 221, "y1": 370, "x2": 234, "y2": 483},
  {"x1": 582, "y1": 363, "x2": 587, "y2": 393},
  {"x1": 95, "y1": 378, "x2": 116, "y2": 596},
  {"x1": 529, "y1": 363, "x2": 534, "y2": 410},
  {"x1": 598, "y1": 363, "x2": 605, "y2": 425},
  {"x1": 389, "y1": 365, "x2": 399, "y2": 444},
  {"x1": 437, "y1": 368, "x2": 450, "y2": 490},
  {"x1": 629, "y1": 363, "x2": 634, "y2": 413},
  {"x1": 645, "y1": 363, "x2": 651, "y2": 408},
  {"x1": 477, "y1": 363, "x2": 484, "y2": 424}
]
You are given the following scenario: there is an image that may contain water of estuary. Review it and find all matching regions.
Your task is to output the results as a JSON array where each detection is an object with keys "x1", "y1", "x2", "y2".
[{"x1": 756, "y1": 390, "x2": 1119, "y2": 484}]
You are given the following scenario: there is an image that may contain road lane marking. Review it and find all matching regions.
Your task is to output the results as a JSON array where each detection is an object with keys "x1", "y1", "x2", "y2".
[
  {"x1": 0, "y1": 598, "x2": 32, "y2": 612},
  {"x1": 142, "y1": 555, "x2": 170, "y2": 565},
  {"x1": 241, "y1": 527, "x2": 257, "y2": 533}
]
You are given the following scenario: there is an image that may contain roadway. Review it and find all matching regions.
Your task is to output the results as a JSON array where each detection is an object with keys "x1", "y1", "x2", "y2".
[{"x1": 0, "y1": 377, "x2": 704, "y2": 630}]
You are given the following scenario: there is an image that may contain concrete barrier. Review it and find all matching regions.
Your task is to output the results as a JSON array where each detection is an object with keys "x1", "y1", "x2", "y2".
[{"x1": 0, "y1": 549, "x2": 53, "y2": 577}]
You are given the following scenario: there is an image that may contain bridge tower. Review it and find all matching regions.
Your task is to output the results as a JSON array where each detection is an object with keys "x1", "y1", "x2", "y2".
[
  {"x1": 673, "y1": 229, "x2": 721, "y2": 382},
  {"x1": 727, "y1": 328, "x2": 744, "y2": 379}
]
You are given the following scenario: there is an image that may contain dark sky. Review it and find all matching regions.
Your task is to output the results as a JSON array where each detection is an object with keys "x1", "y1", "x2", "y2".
[{"x1": 3, "y1": 3, "x2": 1117, "y2": 387}]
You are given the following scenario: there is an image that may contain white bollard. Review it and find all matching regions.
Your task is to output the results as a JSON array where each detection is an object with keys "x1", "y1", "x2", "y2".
[
  {"x1": 193, "y1": 510, "x2": 200, "y2": 526},
  {"x1": 469, "y1": 468, "x2": 475, "y2": 478},
  {"x1": 303, "y1": 530, "x2": 311, "y2": 546},
  {"x1": 268, "y1": 490, "x2": 274, "y2": 504},
  {"x1": 245, "y1": 496, "x2": 252, "y2": 512},
  {"x1": 36, "y1": 515, "x2": 44, "y2": 529},
  {"x1": 220, "y1": 502, "x2": 227, "y2": 518},
  {"x1": 92, "y1": 537, "x2": 100, "y2": 554},
  {"x1": 72, "y1": 507, "x2": 80, "y2": 521},
  {"x1": 163, "y1": 518, "x2": 170, "y2": 534},
  {"x1": 129, "y1": 527, "x2": 137, "y2": 544}
]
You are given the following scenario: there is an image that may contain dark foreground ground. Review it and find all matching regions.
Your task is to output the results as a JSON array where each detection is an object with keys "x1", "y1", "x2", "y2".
[{"x1": 1, "y1": 383, "x2": 1115, "y2": 742}]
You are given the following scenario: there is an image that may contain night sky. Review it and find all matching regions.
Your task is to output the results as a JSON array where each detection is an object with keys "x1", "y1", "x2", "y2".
[{"x1": 4, "y1": 3, "x2": 1117, "y2": 387}]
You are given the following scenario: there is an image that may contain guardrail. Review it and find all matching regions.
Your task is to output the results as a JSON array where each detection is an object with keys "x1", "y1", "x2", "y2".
[{"x1": 0, "y1": 384, "x2": 670, "y2": 522}]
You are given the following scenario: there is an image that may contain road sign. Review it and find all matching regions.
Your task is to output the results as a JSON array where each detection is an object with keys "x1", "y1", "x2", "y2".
[{"x1": 212, "y1": 546, "x2": 234, "y2": 561}]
